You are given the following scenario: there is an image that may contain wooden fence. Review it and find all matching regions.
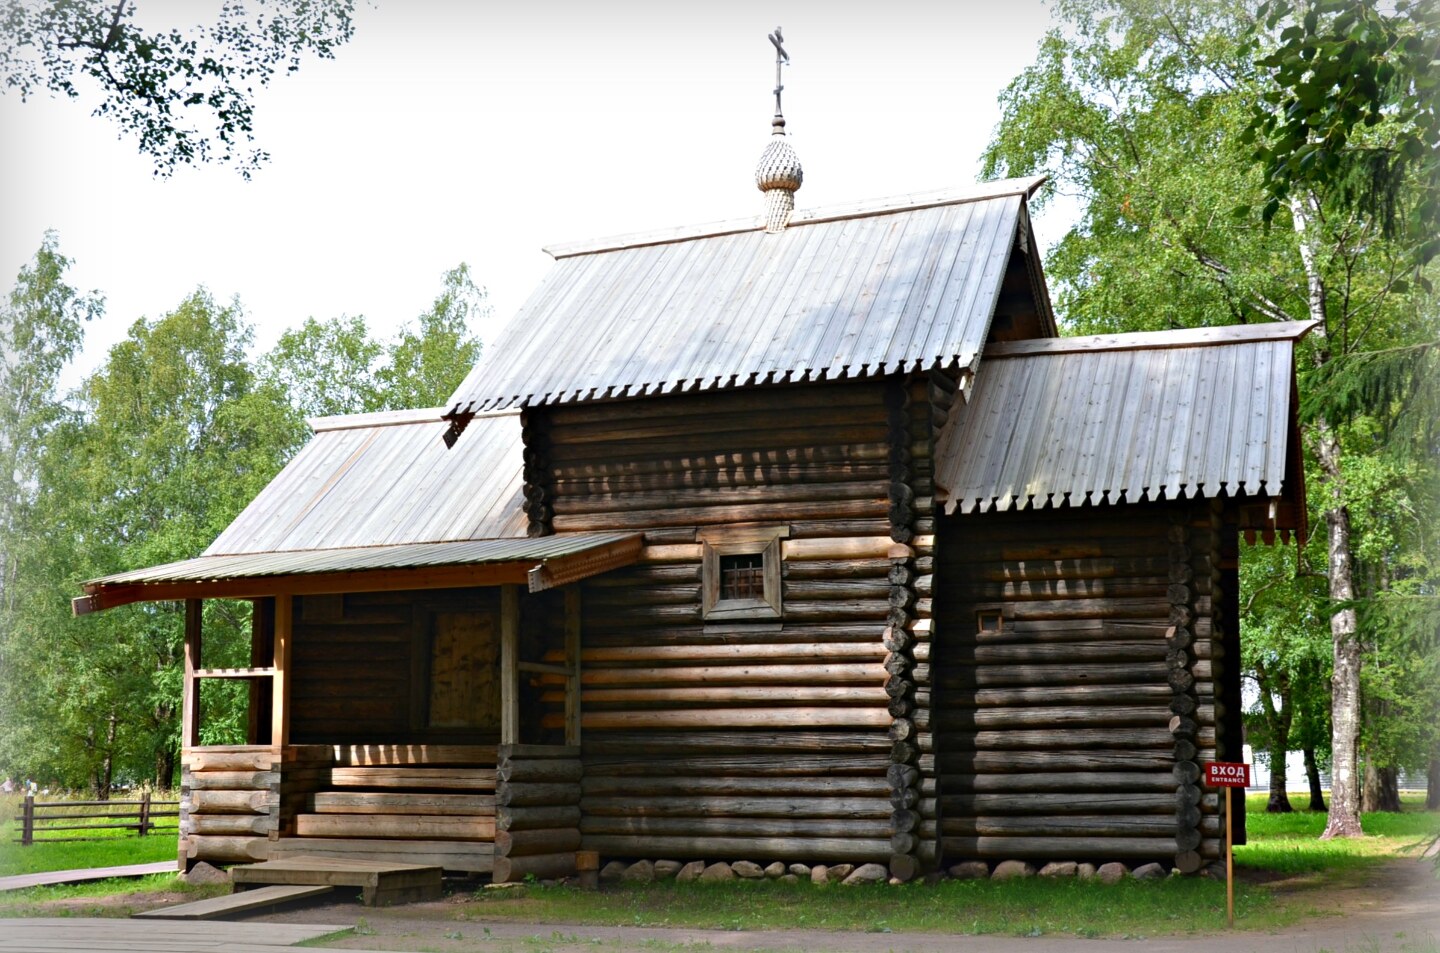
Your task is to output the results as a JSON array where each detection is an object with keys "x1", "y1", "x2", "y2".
[{"x1": 12, "y1": 792, "x2": 180, "y2": 845}]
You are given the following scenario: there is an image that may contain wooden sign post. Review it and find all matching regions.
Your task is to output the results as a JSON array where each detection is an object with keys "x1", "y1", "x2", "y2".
[{"x1": 1204, "y1": 761, "x2": 1251, "y2": 927}]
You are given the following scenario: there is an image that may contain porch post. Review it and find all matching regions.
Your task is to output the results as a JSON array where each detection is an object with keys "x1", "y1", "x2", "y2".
[
  {"x1": 182, "y1": 599, "x2": 202, "y2": 748},
  {"x1": 500, "y1": 584, "x2": 520, "y2": 745},
  {"x1": 564, "y1": 586, "x2": 582, "y2": 746},
  {"x1": 271, "y1": 595, "x2": 292, "y2": 747}
]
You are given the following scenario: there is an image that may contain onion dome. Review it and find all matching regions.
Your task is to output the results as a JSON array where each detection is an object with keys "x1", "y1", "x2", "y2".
[{"x1": 756, "y1": 121, "x2": 803, "y2": 233}]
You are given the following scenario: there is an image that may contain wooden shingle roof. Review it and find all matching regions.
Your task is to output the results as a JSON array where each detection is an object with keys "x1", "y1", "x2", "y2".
[
  {"x1": 934, "y1": 322, "x2": 1316, "y2": 520},
  {"x1": 447, "y1": 178, "x2": 1047, "y2": 415}
]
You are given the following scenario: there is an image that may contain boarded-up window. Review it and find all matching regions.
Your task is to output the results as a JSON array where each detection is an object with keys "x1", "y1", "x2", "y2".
[{"x1": 428, "y1": 612, "x2": 501, "y2": 729}]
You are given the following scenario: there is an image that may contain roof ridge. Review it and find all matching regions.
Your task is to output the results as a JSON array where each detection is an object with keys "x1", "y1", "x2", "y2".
[
  {"x1": 543, "y1": 176, "x2": 1047, "y2": 260},
  {"x1": 983, "y1": 320, "x2": 1320, "y2": 358}
]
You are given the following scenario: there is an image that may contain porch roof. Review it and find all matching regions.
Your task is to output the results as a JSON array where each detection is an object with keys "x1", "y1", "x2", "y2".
[{"x1": 73, "y1": 532, "x2": 644, "y2": 615}]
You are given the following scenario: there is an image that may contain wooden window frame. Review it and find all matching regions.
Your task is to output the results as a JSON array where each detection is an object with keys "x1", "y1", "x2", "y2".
[
  {"x1": 699, "y1": 525, "x2": 787, "y2": 621},
  {"x1": 976, "y1": 609, "x2": 1004, "y2": 635}
]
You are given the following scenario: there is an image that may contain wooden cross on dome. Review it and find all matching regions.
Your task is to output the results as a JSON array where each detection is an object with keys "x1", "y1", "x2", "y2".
[{"x1": 769, "y1": 27, "x2": 789, "y2": 131}]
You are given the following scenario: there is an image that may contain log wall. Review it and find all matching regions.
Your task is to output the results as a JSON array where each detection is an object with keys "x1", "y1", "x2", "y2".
[
  {"x1": 932, "y1": 500, "x2": 1233, "y2": 870},
  {"x1": 493, "y1": 743, "x2": 582, "y2": 882},
  {"x1": 532, "y1": 381, "x2": 912, "y2": 869},
  {"x1": 290, "y1": 589, "x2": 503, "y2": 744},
  {"x1": 178, "y1": 744, "x2": 329, "y2": 868}
]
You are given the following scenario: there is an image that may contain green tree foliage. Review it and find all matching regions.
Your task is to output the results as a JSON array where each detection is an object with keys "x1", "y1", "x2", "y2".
[
  {"x1": 983, "y1": 0, "x2": 1439, "y2": 835},
  {"x1": 0, "y1": 0, "x2": 357, "y2": 177},
  {"x1": 378, "y1": 263, "x2": 488, "y2": 410},
  {"x1": 0, "y1": 254, "x2": 490, "y2": 792},
  {"x1": 1244, "y1": 0, "x2": 1440, "y2": 268}
]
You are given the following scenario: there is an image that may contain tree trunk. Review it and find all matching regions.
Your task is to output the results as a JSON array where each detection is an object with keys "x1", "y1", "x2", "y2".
[
  {"x1": 1427, "y1": 745, "x2": 1439, "y2": 811},
  {"x1": 1315, "y1": 421, "x2": 1364, "y2": 838},
  {"x1": 1362, "y1": 764, "x2": 1401, "y2": 813},
  {"x1": 1290, "y1": 197, "x2": 1363, "y2": 840},
  {"x1": 155, "y1": 743, "x2": 176, "y2": 791},
  {"x1": 1303, "y1": 745, "x2": 1327, "y2": 812},
  {"x1": 1267, "y1": 743, "x2": 1293, "y2": 813}
]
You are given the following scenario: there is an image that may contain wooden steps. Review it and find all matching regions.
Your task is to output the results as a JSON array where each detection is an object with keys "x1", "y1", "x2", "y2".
[
  {"x1": 268, "y1": 837, "x2": 494, "y2": 874},
  {"x1": 133, "y1": 883, "x2": 333, "y2": 920},
  {"x1": 231, "y1": 854, "x2": 443, "y2": 905},
  {"x1": 296, "y1": 812, "x2": 496, "y2": 840}
]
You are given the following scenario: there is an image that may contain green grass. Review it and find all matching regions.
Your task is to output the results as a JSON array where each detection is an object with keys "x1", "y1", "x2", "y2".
[
  {"x1": 454, "y1": 875, "x2": 1278, "y2": 937},
  {"x1": 0, "y1": 791, "x2": 180, "y2": 877},
  {"x1": 1238, "y1": 793, "x2": 1440, "y2": 877},
  {"x1": 0, "y1": 873, "x2": 225, "y2": 918}
]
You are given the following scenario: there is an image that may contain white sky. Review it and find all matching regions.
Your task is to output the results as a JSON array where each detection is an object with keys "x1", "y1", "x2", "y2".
[{"x1": 1, "y1": 0, "x2": 1069, "y2": 390}]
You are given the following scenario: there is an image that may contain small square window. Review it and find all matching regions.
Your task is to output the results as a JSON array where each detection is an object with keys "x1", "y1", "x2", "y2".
[
  {"x1": 977, "y1": 611, "x2": 1003, "y2": 634},
  {"x1": 719, "y1": 553, "x2": 765, "y2": 602},
  {"x1": 699, "y1": 525, "x2": 787, "y2": 621}
]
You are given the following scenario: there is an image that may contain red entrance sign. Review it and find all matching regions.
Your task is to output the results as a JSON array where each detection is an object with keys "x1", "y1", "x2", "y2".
[{"x1": 1204, "y1": 761, "x2": 1251, "y2": 787}]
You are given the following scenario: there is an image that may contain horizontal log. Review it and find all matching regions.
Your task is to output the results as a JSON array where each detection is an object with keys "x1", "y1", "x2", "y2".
[
  {"x1": 941, "y1": 642, "x2": 1168, "y2": 666},
  {"x1": 934, "y1": 706, "x2": 1171, "y2": 730},
  {"x1": 310, "y1": 792, "x2": 496, "y2": 816},
  {"x1": 328, "y1": 768, "x2": 497, "y2": 790},
  {"x1": 936, "y1": 684, "x2": 1175, "y2": 707},
  {"x1": 942, "y1": 792, "x2": 1212, "y2": 815},
  {"x1": 180, "y1": 814, "x2": 277, "y2": 836},
  {"x1": 941, "y1": 815, "x2": 1193, "y2": 837},
  {"x1": 579, "y1": 622, "x2": 885, "y2": 648},
  {"x1": 543, "y1": 686, "x2": 889, "y2": 707},
  {"x1": 545, "y1": 643, "x2": 887, "y2": 664},
  {"x1": 584, "y1": 753, "x2": 890, "y2": 778},
  {"x1": 542, "y1": 708, "x2": 891, "y2": 731},
  {"x1": 581, "y1": 775, "x2": 886, "y2": 798},
  {"x1": 581, "y1": 795, "x2": 890, "y2": 819},
  {"x1": 186, "y1": 835, "x2": 270, "y2": 863},
  {"x1": 581, "y1": 816, "x2": 891, "y2": 839},
  {"x1": 583, "y1": 733, "x2": 891, "y2": 756},
  {"x1": 552, "y1": 499, "x2": 887, "y2": 533},
  {"x1": 495, "y1": 827, "x2": 582, "y2": 858},
  {"x1": 581, "y1": 834, "x2": 891, "y2": 863},
  {"x1": 181, "y1": 790, "x2": 274, "y2": 815},
  {"x1": 497, "y1": 805, "x2": 582, "y2": 832},
  {"x1": 495, "y1": 782, "x2": 581, "y2": 808},
  {"x1": 182, "y1": 749, "x2": 282, "y2": 772},
  {"x1": 296, "y1": 813, "x2": 496, "y2": 840},
  {"x1": 496, "y1": 760, "x2": 583, "y2": 784},
  {"x1": 555, "y1": 463, "x2": 893, "y2": 496},
  {"x1": 493, "y1": 851, "x2": 577, "y2": 884},
  {"x1": 183, "y1": 770, "x2": 287, "y2": 791},
  {"x1": 944, "y1": 728, "x2": 1179, "y2": 750},
  {"x1": 552, "y1": 480, "x2": 887, "y2": 516},
  {"x1": 547, "y1": 381, "x2": 885, "y2": 427},
  {"x1": 947, "y1": 576, "x2": 1185, "y2": 603},
  {"x1": 939, "y1": 750, "x2": 1175, "y2": 773},
  {"x1": 936, "y1": 661, "x2": 1171, "y2": 688},
  {"x1": 569, "y1": 663, "x2": 886, "y2": 686},
  {"x1": 966, "y1": 557, "x2": 1172, "y2": 582}
]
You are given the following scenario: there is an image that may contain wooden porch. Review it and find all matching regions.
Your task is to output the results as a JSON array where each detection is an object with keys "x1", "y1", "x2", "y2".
[{"x1": 178, "y1": 583, "x2": 584, "y2": 881}]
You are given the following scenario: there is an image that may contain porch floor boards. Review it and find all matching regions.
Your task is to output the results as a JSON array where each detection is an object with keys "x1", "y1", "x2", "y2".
[{"x1": 230, "y1": 854, "x2": 444, "y2": 905}]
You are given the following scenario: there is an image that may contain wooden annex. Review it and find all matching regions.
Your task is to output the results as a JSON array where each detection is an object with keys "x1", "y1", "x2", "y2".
[{"x1": 77, "y1": 175, "x2": 1309, "y2": 883}]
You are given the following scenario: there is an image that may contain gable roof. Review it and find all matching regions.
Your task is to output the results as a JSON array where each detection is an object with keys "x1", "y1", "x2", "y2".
[
  {"x1": 75, "y1": 407, "x2": 649, "y2": 613},
  {"x1": 934, "y1": 322, "x2": 1316, "y2": 523},
  {"x1": 205, "y1": 407, "x2": 527, "y2": 556},
  {"x1": 447, "y1": 177, "x2": 1049, "y2": 416}
]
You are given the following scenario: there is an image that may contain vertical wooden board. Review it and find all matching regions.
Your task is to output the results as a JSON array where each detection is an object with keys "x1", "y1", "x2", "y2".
[
  {"x1": 564, "y1": 587, "x2": 582, "y2": 747},
  {"x1": 272, "y1": 596, "x2": 293, "y2": 747},
  {"x1": 501, "y1": 585, "x2": 520, "y2": 745},
  {"x1": 428, "y1": 610, "x2": 501, "y2": 729},
  {"x1": 184, "y1": 599, "x2": 203, "y2": 749}
]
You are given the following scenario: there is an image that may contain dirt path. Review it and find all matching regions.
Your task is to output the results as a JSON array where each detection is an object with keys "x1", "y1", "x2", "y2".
[{"x1": 257, "y1": 858, "x2": 1439, "y2": 953}]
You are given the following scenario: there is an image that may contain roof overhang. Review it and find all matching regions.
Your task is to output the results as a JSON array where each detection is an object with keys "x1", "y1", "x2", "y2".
[{"x1": 73, "y1": 532, "x2": 644, "y2": 615}]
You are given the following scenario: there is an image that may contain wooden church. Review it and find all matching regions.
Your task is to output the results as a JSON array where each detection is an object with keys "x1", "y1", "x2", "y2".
[{"x1": 75, "y1": 49, "x2": 1310, "y2": 884}]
